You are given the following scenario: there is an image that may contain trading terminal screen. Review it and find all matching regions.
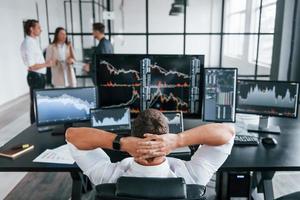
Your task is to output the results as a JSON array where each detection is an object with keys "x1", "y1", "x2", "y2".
[
  {"x1": 35, "y1": 87, "x2": 97, "y2": 126},
  {"x1": 237, "y1": 80, "x2": 299, "y2": 117},
  {"x1": 96, "y1": 55, "x2": 142, "y2": 114},
  {"x1": 90, "y1": 107, "x2": 131, "y2": 131},
  {"x1": 96, "y1": 54, "x2": 204, "y2": 117},
  {"x1": 203, "y1": 68, "x2": 237, "y2": 122},
  {"x1": 163, "y1": 111, "x2": 184, "y2": 134}
]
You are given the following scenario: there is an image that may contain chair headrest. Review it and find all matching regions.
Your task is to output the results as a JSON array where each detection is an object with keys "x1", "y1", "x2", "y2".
[{"x1": 116, "y1": 176, "x2": 187, "y2": 199}]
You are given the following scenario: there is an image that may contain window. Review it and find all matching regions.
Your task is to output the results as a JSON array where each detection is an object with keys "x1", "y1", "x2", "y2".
[
  {"x1": 112, "y1": 0, "x2": 146, "y2": 33},
  {"x1": 186, "y1": 0, "x2": 222, "y2": 33},
  {"x1": 45, "y1": 0, "x2": 277, "y2": 78},
  {"x1": 222, "y1": 0, "x2": 276, "y2": 77},
  {"x1": 113, "y1": 35, "x2": 146, "y2": 54},
  {"x1": 186, "y1": 35, "x2": 221, "y2": 67}
]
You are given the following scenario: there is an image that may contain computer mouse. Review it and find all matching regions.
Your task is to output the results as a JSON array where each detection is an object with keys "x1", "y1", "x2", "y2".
[{"x1": 262, "y1": 137, "x2": 278, "y2": 145}]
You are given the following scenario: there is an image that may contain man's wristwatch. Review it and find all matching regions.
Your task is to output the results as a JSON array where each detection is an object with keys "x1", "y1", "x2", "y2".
[{"x1": 113, "y1": 135, "x2": 123, "y2": 151}]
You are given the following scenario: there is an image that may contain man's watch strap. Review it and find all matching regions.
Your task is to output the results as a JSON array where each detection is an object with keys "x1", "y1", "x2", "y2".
[{"x1": 113, "y1": 135, "x2": 122, "y2": 151}]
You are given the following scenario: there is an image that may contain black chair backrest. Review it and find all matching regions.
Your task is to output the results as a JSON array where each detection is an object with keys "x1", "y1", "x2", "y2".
[
  {"x1": 95, "y1": 176, "x2": 206, "y2": 200},
  {"x1": 116, "y1": 177, "x2": 187, "y2": 199}
]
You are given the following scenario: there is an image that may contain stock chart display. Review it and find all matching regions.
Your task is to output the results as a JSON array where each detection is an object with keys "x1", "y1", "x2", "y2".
[
  {"x1": 148, "y1": 56, "x2": 192, "y2": 113},
  {"x1": 35, "y1": 87, "x2": 97, "y2": 125},
  {"x1": 97, "y1": 55, "x2": 143, "y2": 113},
  {"x1": 91, "y1": 108, "x2": 131, "y2": 130},
  {"x1": 203, "y1": 68, "x2": 237, "y2": 122},
  {"x1": 237, "y1": 80, "x2": 299, "y2": 117},
  {"x1": 97, "y1": 54, "x2": 204, "y2": 117},
  {"x1": 163, "y1": 111, "x2": 183, "y2": 134}
]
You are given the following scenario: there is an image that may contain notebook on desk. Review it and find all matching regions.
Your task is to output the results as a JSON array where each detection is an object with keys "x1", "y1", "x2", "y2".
[
  {"x1": 0, "y1": 144, "x2": 34, "y2": 159},
  {"x1": 163, "y1": 111, "x2": 191, "y2": 155}
]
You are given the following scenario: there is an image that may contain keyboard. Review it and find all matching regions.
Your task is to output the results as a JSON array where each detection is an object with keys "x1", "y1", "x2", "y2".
[{"x1": 234, "y1": 135, "x2": 260, "y2": 146}]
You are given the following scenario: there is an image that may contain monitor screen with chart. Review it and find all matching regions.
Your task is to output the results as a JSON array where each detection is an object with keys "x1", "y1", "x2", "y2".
[
  {"x1": 236, "y1": 80, "x2": 299, "y2": 118},
  {"x1": 203, "y1": 68, "x2": 237, "y2": 122},
  {"x1": 96, "y1": 54, "x2": 204, "y2": 118},
  {"x1": 90, "y1": 107, "x2": 131, "y2": 131},
  {"x1": 34, "y1": 87, "x2": 98, "y2": 126},
  {"x1": 163, "y1": 111, "x2": 184, "y2": 134}
]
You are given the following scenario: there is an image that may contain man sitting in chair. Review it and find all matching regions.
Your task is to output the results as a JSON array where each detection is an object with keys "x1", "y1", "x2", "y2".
[{"x1": 66, "y1": 109, "x2": 235, "y2": 186}]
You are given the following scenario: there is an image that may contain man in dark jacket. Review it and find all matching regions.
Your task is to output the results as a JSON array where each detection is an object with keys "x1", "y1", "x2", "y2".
[
  {"x1": 92, "y1": 23, "x2": 113, "y2": 54},
  {"x1": 84, "y1": 23, "x2": 113, "y2": 84}
]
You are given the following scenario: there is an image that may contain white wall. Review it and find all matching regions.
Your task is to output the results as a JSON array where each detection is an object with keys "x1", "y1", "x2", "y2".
[{"x1": 0, "y1": 0, "x2": 49, "y2": 106}]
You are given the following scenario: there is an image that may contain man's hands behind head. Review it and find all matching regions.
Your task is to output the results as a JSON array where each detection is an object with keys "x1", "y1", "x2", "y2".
[
  {"x1": 138, "y1": 133, "x2": 179, "y2": 159},
  {"x1": 121, "y1": 133, "x2": 179, "y2": 164},
  {"x1": 121, "y1": 136, "x2": 167, "y2": 158}
]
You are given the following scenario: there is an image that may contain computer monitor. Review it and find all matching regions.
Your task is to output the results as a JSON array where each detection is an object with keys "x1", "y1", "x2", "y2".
[
  {"x1": 96, "y1": 54, "x2": 144, "y2": 114},
  {"x1": 146, "y1": 55, "x2": 204, "y2": 118},
  {"x1": 90, "y1": 107, "x2": 131, "y2": 131},
  {"x1": 96, "y1": 54, "x2": 204, "y2": 118},
  {"x1": 163, "y1": 111, "x2": 191, "y2": 154},
  {"x1": 163, "y1": 111, "x2": 184, "y2": 134},
  {"x1": 203, "y1": 68, "x2": 237, "y2": 122},
  {"x1": 34, "y1": 87, "x2": 98, "y2": 127},
  {"x1": 237, "y1": 80, "x2": 299, "y2": 133}
]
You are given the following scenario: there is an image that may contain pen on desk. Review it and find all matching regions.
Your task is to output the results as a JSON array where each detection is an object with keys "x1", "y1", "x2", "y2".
[{"x1": 12, "y1": 144, "x2": 30, "y2": 150}]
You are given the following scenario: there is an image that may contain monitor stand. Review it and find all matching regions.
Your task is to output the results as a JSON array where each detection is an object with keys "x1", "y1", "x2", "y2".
[
  {"x1": 51, "y1": 123, "x2": 73, "y2": 136},
  {"x1": 247, "y1": 116, "x2": 281, "y2": 134}
]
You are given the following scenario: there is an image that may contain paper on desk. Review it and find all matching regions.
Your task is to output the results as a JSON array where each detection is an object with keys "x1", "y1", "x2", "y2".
[
  {"x1": 33, "y1": 144, "x2": 74, "y2": 164},
  {"x1": 52, "y1": 144, "x2": 74, "y2": 161}
]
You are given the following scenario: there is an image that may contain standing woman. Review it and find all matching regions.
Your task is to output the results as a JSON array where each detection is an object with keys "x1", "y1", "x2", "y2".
[{"x1": 46, "y1": 27, "x2": 77, "y2": 87}]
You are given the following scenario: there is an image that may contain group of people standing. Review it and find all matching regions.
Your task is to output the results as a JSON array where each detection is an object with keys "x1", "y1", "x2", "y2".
[{"x1": 20, "y1": 19, "x2": 113, "y2": 124}]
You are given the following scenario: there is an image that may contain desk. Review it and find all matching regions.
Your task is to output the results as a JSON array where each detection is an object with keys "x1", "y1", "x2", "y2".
[
  {"x1": 0, "y1": 124, "x2": 188, "y2": 199},
  {"x1": 219, "y1": 117, "x2": 300, "y2": 200},
  {"x1": 1, "y1": 118, "x2": 300, "y2": 200},
  {"x1": 177, "y1": 118, "x2": 300, "y2": 199}
]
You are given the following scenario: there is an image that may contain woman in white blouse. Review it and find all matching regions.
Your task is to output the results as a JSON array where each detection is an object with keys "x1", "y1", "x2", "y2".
[{"x1": 46, "y1": 27, "x2": 77, "y2": 87}]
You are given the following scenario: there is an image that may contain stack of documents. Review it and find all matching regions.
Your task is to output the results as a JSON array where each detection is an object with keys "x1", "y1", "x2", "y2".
[{"x1": 33, "y1": 144, "x2": 74, "y2": 164}]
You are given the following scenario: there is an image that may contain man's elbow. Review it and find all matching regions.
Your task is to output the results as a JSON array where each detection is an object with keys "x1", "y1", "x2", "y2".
[
  {"x1": 222, "y1": 124, "x2": 235, "y2": 143},
  {"x1": 214, "y1": 124, "x2": 235, "y2": 145},
  {"x1": 65, "y1": 127, "x2": 77, "y2": 143}
]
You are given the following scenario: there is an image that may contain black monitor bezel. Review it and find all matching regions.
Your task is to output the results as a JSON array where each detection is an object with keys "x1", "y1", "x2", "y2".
[
  {"x1": 236, "y1": 79, "x2": 300, "y2": 118},
  {"x1": 202, "y1": 67, "x2": 238, "y2": 123},
  {"x1": 95, "y1": 53, "x2": 205, "y2": 119},
  {"x1": 89, "y1": 107, "x2": 132, "y2": 130},
  {"x1": 34, "y1": 86, "x2": 98, "y2": 127}
]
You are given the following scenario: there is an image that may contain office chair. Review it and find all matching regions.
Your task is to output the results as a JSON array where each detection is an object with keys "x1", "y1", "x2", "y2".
[{"x1": 95, "y1": 176, "x2": 206, "y2": 200}]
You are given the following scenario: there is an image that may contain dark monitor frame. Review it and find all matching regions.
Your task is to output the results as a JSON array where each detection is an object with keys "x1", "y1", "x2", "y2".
[
  {"x1": 34, "y1": 86, "x2": 98, "y2": 126},
  {"x1": 236, "y1": 79, "x2": 300, "y2": 118},
  {"x1": 202, "y1": 67, "x2": 238, "y2": 123},
  {"x1": 95, "y1": 53, "x2": 205, "y2": 119},
  {"x1": 89, "y1": 107, "x2": 132, "y2": 131}
]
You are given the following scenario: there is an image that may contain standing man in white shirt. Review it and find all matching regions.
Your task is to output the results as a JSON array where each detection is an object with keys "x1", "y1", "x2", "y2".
[
  {"x1": 66, "y1": 109, "x2": 235, "y2": 186},
  {"x1": 20, "y1": 19, "x2": 52, "y2": 124}
]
